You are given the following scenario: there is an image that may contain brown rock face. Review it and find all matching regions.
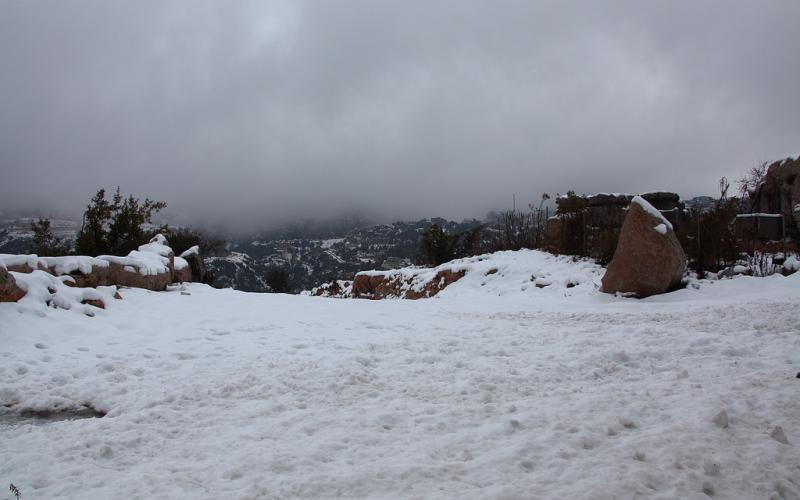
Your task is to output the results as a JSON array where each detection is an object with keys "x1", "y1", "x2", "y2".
[
  {"x1": 751, "y1": 157, "x2": 800, "y2": 238},
  {"x1": 601, "y1": 199, "x2": 687, "y2": 297},
  {"x1": 0, "y1": 267, "x2": 26, "y2": 302},
  {"x1": 45, "y1": 265, "x2": 109, "y2": 288},
  {"x1": 81, "y1": 298, "x2": 106, "y2": 309},
  {"x1": 107, "y1": 262, "x2": 172, "y2": 291},
  {"x1": 184, "y1": 253, "x2": 206, "y2": 283},
  {"x1": 352, "y1": 269, "x2": 466, "y2": 299},
  {"x1": 173, "y1": 265, "x2": 192, "y2": 283},
  {"x1": 311, "y1": 279, "x2": 350, "y2": 297}
]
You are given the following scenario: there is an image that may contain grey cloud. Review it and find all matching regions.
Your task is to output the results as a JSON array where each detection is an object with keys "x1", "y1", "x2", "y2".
[{"x1": 1, "y1": 0, "x2": 798, "y2": 230}]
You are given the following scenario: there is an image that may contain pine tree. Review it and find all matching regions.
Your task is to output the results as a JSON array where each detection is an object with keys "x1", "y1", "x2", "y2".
[
  {"x1": 30, "y1": 218, "x2": 70, "y2": 256},
  {"x1": 76, "y1": 187, "x2": 166, "y2": 256},
  {"x1": 416, "y1": 224, "x2": 456, "y2": 266}
]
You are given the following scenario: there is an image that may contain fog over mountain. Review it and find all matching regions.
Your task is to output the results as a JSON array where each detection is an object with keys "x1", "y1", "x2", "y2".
[{"x1": 1, "y1": 1, "x2": 798, "y2": 230}]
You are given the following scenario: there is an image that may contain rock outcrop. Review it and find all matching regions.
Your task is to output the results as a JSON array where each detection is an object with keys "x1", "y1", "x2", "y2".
[
  {"x1": 39, "y1": 256, "x2": 110, "y2": 288},
  {"x1": 0, "y1": 265, "x2": 26, "y2": 302},
  {"x1": 105, "y1": 261, "x2": 172, "y2": 291},
  {"x1": 601, "y1": 196, "x2": 687, "y2": 297},
  {"x1": 0, "y1": 234, "x2": 211, "y2": 305},
  {"x1": 0, "y1": 254, "x2": 46, "y2": 273},
  {"x1": 173, "y1": 257, "x2": 193, "y2": 283},
  {"x1": 179, "y1": 246, "x2": 206, "y2": 283},
  {"x1": 750, "y1": 156, "x2": 800, "y2": 238},
  {"x1": 351, "y1": 268, "x2": 466, "y2": 299},
  {"x1": 98, "y1": 235, "x2": 174, "y2": 291},
  {"x1": 310, "y1": 279, "x2": 352, "y2": 298}
]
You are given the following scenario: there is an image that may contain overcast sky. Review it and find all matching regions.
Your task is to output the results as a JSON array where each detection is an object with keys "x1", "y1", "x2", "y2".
[{"x1": 1, "y1": 1, "x2": 798, "y2": 229}]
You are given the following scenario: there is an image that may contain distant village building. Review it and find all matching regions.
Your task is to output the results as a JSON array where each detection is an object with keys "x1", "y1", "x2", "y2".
[{"x1": 381, "y1": 257, "x2": 411, "y2": 270}]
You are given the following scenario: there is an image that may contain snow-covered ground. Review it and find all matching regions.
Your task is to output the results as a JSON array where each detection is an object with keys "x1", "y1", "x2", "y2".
[{"x1": 1, "y1": 250, "x2": 798, "y2": 499}]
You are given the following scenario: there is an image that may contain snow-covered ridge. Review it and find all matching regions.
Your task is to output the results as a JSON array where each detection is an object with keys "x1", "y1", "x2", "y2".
[{"x1": 312, "y1": 249, "x2": 605, "y2": 299}]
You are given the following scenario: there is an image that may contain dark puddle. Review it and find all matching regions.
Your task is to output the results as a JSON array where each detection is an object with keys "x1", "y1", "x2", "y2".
[{"x1": 0, "y1": 405, "x2": 106, "y2": 427}]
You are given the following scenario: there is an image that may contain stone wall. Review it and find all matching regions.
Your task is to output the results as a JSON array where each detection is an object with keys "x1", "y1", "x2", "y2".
[{"x1": 545, "y1": 192, "x2": 685, "y2": 261}]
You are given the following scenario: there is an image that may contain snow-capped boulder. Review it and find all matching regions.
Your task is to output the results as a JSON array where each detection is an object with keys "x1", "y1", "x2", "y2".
[
  {"x1": 173, "y1": 257, "x2": 192, "y2": 283},
  {"x1": 98, "y1": 234, "x2": 174, "y2": 291},
  {"x1": 10, "y1": 270, "x2": 121, "y2": 314},
  {"x1": 0, "y1": 254, "x2": 46, "y2": 273},
  {"x1": 0, "y1": 264, "x2": 26, "y2": 302},
  {"x1": 601, "y1": 196, "x2": 687, "y2": 297},
  {"x1": 179, "y1": 245, "x2": 206, "y2": 283},
  {"x1": 38, "y1": 256, "x2": 110, "y2": 288}
]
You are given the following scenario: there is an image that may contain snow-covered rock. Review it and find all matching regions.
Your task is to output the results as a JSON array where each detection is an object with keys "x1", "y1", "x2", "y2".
[
  {"x1": 0, "y1": 264, "x2": 25, "y2": 302},
  {"x1": 179, "y1": 245, "x2": 206, "y2": 283},
  {"x1": 10, "y1": 269, "x2": 120, "y2": 315},
  {"x1": 173, "y1": 256, "x2": 192, "y2": 283},
  {"x1": 312, "y1": 249, "x2": 604, "y2": 300}
]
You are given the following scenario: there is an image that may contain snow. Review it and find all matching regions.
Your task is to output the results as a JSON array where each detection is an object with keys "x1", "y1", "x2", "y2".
[
  {"x1": 1, "y1": 250, "x2": 799, "y2": 499},
  {"x1": 354, "y1": 250, "x2": 602, "y2": 299},
  {"x1": 174, "y1": 256, "x2": 189, "y2": 271},
  {"x1": 38, "y1": 256, "x2": 109, "y2": 275},
  {"x1": 318, "y1": 238, "x2": 345, "y2": 249},
  {"x1": 180, "y1": 245, "x2": 200, "y2": 258},
  {"x1": 134, "y1": 233, "x2": 173, "y2": 258},
  {"x1": 654, "y1": 223, "x2": 667, "y2": 235},
  {"x1": 631, "y1": 196, "x2": 673, "y2": 231},
  {"x1": 98, "y1": 234, "x2": 173, "y2": 276},
  {"x1": 784, "y1": 255, "x2": 800, "y2": 272},
  {"x1": 736, "y1": 213, "x2": 785, "y2": 218},
  {"x1": 9, "y1": 270, "x2": 119, "y2": 316},
  {"x1": 0, "y1": 253, "x2": 40, "y2": 270},
  {"x1": 98, "y1": 252, "x2": 170, "y2": 276},
  {"x1": 324, "y1": 249, "x2": 346, "y2": 264}
]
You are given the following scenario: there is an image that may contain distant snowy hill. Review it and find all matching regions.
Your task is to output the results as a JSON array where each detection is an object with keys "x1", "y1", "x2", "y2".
[
  {"x1": 207, "y1": 218, "x2": 482, "y2": 292},
  {"x1": 0, "y1": 217, "x2": 78, "y2": 254},
  {"x1": 0, "y1": 214, "x2": 482, "y2": 293}
]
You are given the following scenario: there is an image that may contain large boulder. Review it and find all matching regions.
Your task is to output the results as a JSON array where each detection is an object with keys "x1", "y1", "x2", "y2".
[
  {"x1": 601, "y1": 196, "x2": 687, "y2": 297},
  {"x1": 105, "y1": 261, "x2": 172, "y2": 291},
  {"x1": 172, "y1": 257, "x2": 192, "y2": 283},
  {"x1": 180, "y1": 246, "x2": 206, "y2": 282},
  {"x1": 751, "y1": 156, "x2": 800, "y2": 238},
  {"x1": 38, "y1": 256, "x2": 110, "y2": 288},
  {"x1": 98, "y1": 234, "x2": 174, "y2": 291},
  {"x1": 0, "y1": 266, "x2": 26, "y2": 302}
]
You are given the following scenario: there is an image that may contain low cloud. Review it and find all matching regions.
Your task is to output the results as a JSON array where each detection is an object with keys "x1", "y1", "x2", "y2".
[{"x1": 1, "y1": 0, "x2": 798, "y2": 230}]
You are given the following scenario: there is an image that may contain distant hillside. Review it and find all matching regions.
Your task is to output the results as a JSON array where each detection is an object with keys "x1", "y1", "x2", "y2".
[
  {"x1": 0, "y1": 214, "x2": 482, "y2": 293},
  {"x1": 209, "y1": 218, "x2": 483, "y2": 292}
]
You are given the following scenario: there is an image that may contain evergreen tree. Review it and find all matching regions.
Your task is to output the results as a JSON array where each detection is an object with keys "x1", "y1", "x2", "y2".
[
  {"x1": 76, "y1": 187, "x2": 166, "y2": 256},
  {"x1": 30, "y1": 218, "x2": 70, "y2": 256},
  {"x1": 265, "y1": 266, "x2": 290, "y2": 293},
  {"x1": 416, "y1": 224, "x2": 457, "y2": 266}
]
